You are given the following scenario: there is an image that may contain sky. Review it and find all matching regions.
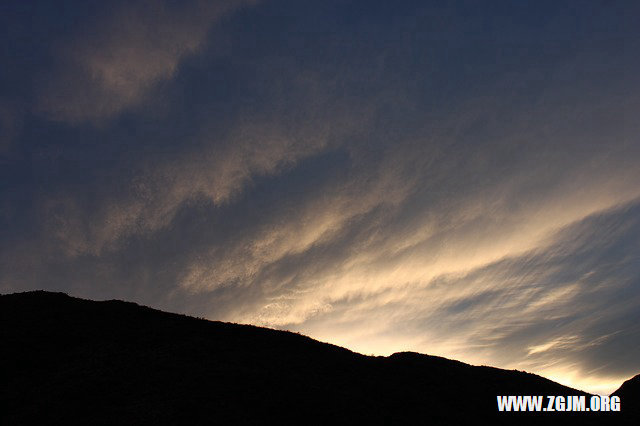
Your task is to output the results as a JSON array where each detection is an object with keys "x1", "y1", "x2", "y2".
[{"x1": 1, "y1": 0, "x2": 639, "y2": 395}]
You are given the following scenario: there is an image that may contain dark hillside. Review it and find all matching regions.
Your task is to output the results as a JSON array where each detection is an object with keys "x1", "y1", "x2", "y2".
[
  {"x1": 613, "y1": 374, "x2": 640, "y2": 416},
  {"x1": 1, "y1": 291, "x2": 633, "y2": 425}
]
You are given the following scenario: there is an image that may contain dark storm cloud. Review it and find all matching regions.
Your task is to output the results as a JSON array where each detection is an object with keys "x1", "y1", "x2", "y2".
[{"x1": 1, "y1": 0, "x2": 639, "y2": 393}]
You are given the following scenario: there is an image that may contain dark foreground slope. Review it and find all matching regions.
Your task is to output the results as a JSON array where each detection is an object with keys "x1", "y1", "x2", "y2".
[
  {"x1": 0, "y1": 291, "x2": 633, "y2": 425},
  {"x1": 614, "y1": 375, "x2": 640, "y2": 416}
]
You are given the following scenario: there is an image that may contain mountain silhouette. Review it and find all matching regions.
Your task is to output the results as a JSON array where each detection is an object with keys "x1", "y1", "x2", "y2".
[
  {"x1": 1, "y1": 291, "x2": 636, "y2": 425},
  {"x1": 614, "y1": 375, "x2": 640, "y2": 416}
]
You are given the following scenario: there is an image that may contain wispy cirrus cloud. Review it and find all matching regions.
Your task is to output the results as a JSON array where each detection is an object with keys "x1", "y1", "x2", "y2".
[
  {"x1": 268, "y1": 199, "x2": 640, "y2": 395},
  {"x1": 37, "y1": 0, "x2": 259, "y2": 123}
]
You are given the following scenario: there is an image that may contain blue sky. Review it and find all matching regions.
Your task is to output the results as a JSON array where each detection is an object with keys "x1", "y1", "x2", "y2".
[{"x1": 1, "y1": 0, "x2": 639, "y2": 394}]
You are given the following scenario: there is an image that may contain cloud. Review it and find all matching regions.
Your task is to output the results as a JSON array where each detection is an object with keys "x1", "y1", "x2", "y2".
[
  {"x1": 179, "y1": 154, "x2": 416, "y2": 294},
  {"x1": 37, "y1": 0, "x2": 258, "y2": 123},
  {"x1": 2, "y1": 0, "x2": 640, "y2": 397},
  {"x1": 195, "y1": 89, "x2": 640, "y2": 326},
  {"x1": 260, "y1": 199, "x2": 640, "y2": 394},
  {"x1": 34, "y1": 68, "x2": 377, "y2": 258}
]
